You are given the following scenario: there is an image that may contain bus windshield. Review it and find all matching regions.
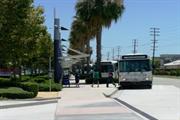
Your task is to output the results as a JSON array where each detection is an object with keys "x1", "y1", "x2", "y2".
[
  {"x1": 100, "y1": 64, "x2": 113, "y2": 72},
  {"x1": 119, "y1": 60, "x2": 151, "y2": 72}
]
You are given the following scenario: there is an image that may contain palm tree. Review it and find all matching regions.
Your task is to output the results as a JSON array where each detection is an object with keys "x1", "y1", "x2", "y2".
[
  {"x1": 75, "y1": 0, "x2": 124, "y2": 70},
  {"x1": 69, "y1": 17, "x2": 93, "y2": 53},
  {"x1": 68, "y1": 16, "x2": 94, "y2": 73}
]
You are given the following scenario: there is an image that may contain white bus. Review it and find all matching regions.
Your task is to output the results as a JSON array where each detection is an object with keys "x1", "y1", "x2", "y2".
[
  {"x1": 118, "y1": 54, "x2": 152, "y2": 89},
  {"x1": 100, "y1": 60, "x2": 118, "y2": 81}
]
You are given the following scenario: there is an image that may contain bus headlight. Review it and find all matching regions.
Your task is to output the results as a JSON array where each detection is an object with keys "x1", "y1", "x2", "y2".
[
  {"x1": 145, "y1": 77, "x2": 151, "y2": 80},
  {"x1": 122, "y1": 78, "x2": 126, "y2": 81}
]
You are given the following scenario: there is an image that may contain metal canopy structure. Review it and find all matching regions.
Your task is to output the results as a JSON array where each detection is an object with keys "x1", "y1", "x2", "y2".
[{"x1": 59, "y1": 47, "x2": 90, "y2": 69}]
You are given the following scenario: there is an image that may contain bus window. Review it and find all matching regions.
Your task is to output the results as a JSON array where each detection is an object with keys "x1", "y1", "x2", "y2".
[
  {"x1": 119, "y1": 60, "x2": 151, "y2": 72},
  {"x1": 100, "y1": 65, "x2": 113, "y2": 72}
]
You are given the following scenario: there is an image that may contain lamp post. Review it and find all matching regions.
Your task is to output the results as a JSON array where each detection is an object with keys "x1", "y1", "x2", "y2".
[
  {"x1": 54, "y1": 18, "x2": 61, "y2": 83},
  {"x1": 53, "y1": 17, "x2": 68, "y2": 83}
]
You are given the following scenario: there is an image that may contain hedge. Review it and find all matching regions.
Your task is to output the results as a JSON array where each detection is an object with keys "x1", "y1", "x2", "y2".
[
  {"x1": 154, "y1": 69, "x2": 180, "y2": 76},
  {"x1": 32, "y1": 77, "x2": 46, "y2": 83},
  {"x1": 19, "y1": 82, "x2": 39, "y2": 97},
  {"x1": 0, "y1": 87, "x2": 34, "y2": 99},
  {"x1": 0, "y1": 76, "x2": 62, "y2": 99},
  {"x1": 21, "y1": 76, "x2": 31, "y2": 82},
  {"x1": 0, "y1": 78, "x2": 38, "y2": 98},
  {"x1": 39, "y1": 83, "x2": 62, "y2": 91},
  {"x1": 0, "y1": 78, "x2": 16, "y2": 87}
]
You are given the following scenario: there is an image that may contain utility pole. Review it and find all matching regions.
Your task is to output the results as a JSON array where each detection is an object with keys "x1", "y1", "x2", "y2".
[
  {"x1": 132, "y1": 39, "x2": 138, "y2": 54},
  {"x1": 112, "y1": 48, "x2": 115, "y2": 60},
  {"x1": 48, "y1": 56, "x2": 52, "y2": 91},
  {"x1": 150, "y1": 27, "x2": 160, "y2": 74},
  {"x1": 117, "y1": 46, "x2": 121, "y2": 60},
  {"x1": 107, "y1": 52, "x2": 110, "y2": 60}
]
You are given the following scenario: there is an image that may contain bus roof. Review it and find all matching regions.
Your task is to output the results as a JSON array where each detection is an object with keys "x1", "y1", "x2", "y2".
[
  {"x1": 120, "y1": 53, "x2": 150, "y2": 60},
  {"x1": 101, "y1": 60, "x2": 117, "y2": 63},
  {"x1": 122, "y1": 53, "x2": 147, "y2": 56}
]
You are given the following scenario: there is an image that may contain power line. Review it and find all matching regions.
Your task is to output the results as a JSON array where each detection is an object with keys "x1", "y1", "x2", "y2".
[{"x1": 150, "y1": 27, "x2": 160, "y2": 74}]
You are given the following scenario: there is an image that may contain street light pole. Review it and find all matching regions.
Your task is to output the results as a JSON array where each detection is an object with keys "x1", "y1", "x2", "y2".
[
  {"x1": 54, "y1": 18, "x2": 62, "y2": 83},
  {"x1": 48, "y1": 56, "x2": 52, "y2": 92}
]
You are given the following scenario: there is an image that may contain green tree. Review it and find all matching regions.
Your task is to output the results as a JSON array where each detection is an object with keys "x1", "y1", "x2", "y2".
[
  {"x1": 0, "y1": 0, "x2": 53, "y2": 78},
  {"x1": 23, "y1": 6, "x2": 51, "y2": 75},
  {"x1": 0, "y1": 0, "x2": 33, "y2": 77}
]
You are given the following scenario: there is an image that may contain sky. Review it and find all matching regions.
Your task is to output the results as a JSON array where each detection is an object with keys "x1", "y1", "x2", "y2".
[{"x1": 34, "y1": 0, "x2": 180, "y2": 61}]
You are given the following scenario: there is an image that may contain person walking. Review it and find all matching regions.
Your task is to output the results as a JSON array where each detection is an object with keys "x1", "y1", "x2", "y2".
[
  {"x1": 92, "y1": 69, "x2": 100, "y2": 87},
  {"x1": 106, "y1": 72, "x2": 116, "y2": 88},
  {"x1": 75, "y1": 72, "x2": 80, "y2": 87}
]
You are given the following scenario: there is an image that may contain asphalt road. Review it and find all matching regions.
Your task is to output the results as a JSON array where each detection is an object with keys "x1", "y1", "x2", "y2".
[{"x1": 153, "y1": 76, "x2": 180, "y2": 88}]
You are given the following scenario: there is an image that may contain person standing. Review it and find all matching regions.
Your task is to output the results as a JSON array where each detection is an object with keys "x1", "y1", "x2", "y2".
[
  {"x1": 75, "y1": 72, "x2": 80, "y2": 87},
  {"x1": 106, "y1": 72, "x2": 116, "y2": 88},
  {"x1": 92, "y1": 70, "x2": 100, "y2": 87}
]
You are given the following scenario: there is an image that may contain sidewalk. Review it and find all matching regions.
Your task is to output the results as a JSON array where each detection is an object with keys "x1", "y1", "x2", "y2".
[
  {"x1": 0, "y1": 92, "x2": 60, "y2": 109},
  {"x1": 55, "y1": 83, "x2": 146, "y2": 120}
]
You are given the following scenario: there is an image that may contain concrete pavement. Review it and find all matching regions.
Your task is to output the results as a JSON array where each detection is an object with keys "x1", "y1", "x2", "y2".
[
  {"x1": 55, "y1": 84, "x2": 147, "y2": 120},
  {"x1": 113, "y1": 85, "x2": 180, "y2": 120},
  {"x1": 1, "y1": 76, "x2": 179, "y2": 120},
  {"x1": 55, "y1": 77, "x2": 180, "y2": 120},
  {"x1": 0, "y1": 98, "x2": 59, "y2": 120},
  {"x1": 153, "y1": 76, "x2": 180, "y2": 88}
]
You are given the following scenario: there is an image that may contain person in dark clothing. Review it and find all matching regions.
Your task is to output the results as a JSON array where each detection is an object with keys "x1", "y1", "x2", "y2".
[
  {"x1": 75, "y1": 72, "x2": 80, "y2": 87},
  {"x1": 106, "y1": 72, "x2": 116, "y2": 88}
]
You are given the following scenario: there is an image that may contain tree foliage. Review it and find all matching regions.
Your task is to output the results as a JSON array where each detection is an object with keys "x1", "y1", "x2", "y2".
[{"x1": 0, "y1": 0, "x2": 53, "y2": 77}]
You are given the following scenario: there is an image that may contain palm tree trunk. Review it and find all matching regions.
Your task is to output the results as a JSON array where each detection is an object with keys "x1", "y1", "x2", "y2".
[
  {"x1": 86, "y1": 41, "x2": 90, "y2": 74},
  {"x1": 96, "y1": 27, "x2": 102, "y2": 71}
]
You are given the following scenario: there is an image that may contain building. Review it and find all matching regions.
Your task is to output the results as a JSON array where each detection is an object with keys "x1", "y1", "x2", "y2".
[{"x1": 160, "y1": 54, "x2": 180, "y2": 68}]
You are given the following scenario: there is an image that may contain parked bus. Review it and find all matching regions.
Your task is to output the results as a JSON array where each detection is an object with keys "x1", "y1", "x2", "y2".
[
  {"x1": 118, "y1": 54, "x2": 152, "y2": 88},
  {"x1": 100, "y1": 60, "x2": 118, "y2": 81}
]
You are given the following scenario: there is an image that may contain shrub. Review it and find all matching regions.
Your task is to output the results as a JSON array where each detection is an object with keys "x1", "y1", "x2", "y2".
[
  {"x1": 0, "y1": 87, "x2": 34, "y2": 99},
  {"x1": 39, "y1": 83, "x2": 62, "y2": 91},
  {"x1": 0, "y1": 78, "x2": 17, "y2": 87},
  {"x1": 170, "y1": 70, "x2": 177, "y2": 76},
  {"x1": 32, "y1": 77, "x2": 46, "y2": 83},
  {"x1": 176, "y1": 70, "x2": 180, "y2": 76},
  {"x1": 51, "y1": 83, "x2": 62, "y2": 91},
  {"x1": 21, "y1": 76, "x2": 31, "y2": 82},
  {"x1": 0, "y1": 79, "x2": 38, "y2": 97},
  {"x1": 0, "y1": 78, "x2": 10, "y2": 87},
  {"x1": 19, "y1": 82, "x2": 39, "y2": 97},
  {"x1": 39, "y1": 83, "x2": 49, "y2": 91}
]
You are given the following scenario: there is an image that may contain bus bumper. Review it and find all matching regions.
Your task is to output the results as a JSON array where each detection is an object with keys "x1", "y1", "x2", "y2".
[{"x1": 120, "y1": 81, "x2": 152, "y2": 89}]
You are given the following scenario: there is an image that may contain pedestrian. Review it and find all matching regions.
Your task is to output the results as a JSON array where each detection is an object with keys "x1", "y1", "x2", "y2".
[
  {"x1": 92, "y1": 69, "x2": 100, "y2": 87},
  {"x1": 62, "y1": 69, "x2": 70, "y2": 88},
  {"x1": 106, "y1": 72, "x2": 116, "y2": 88},
  {"x1": 75, "y1": 72, "x2": 80, "y2": 87}
]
